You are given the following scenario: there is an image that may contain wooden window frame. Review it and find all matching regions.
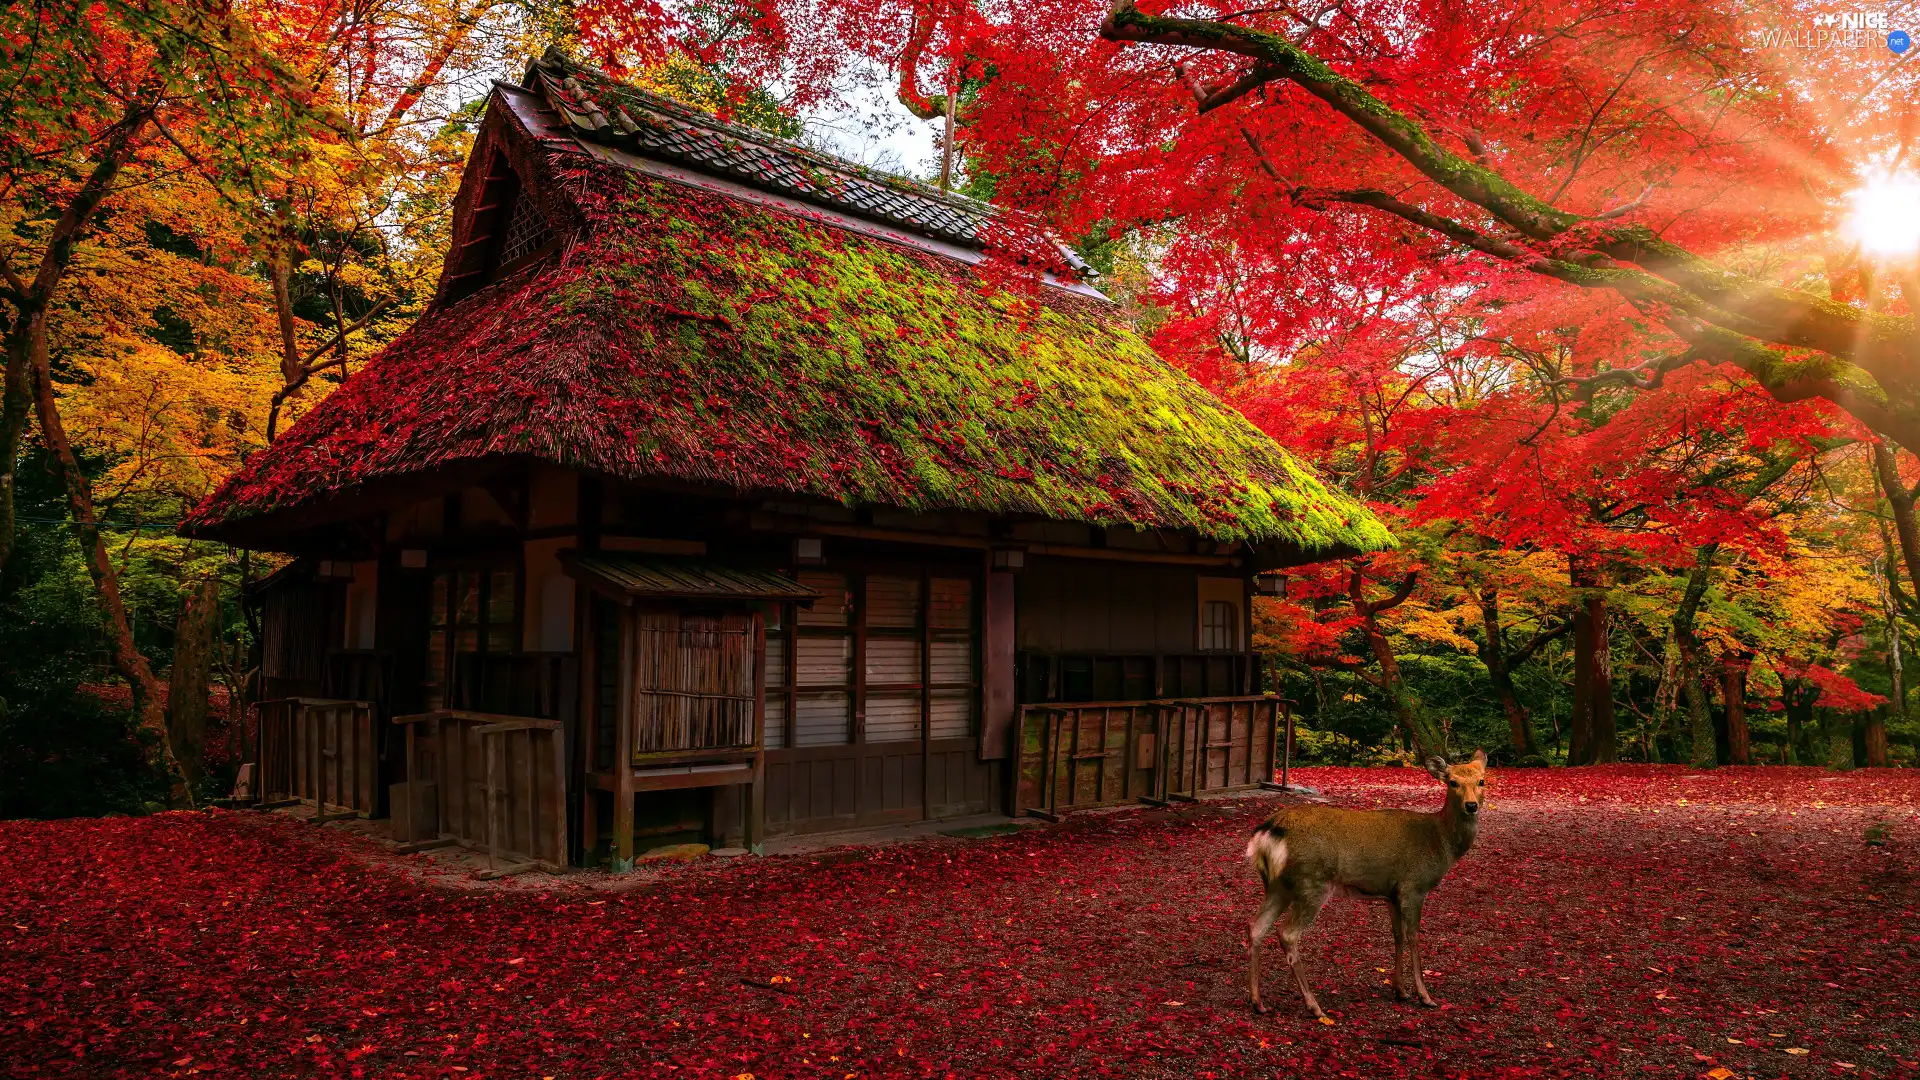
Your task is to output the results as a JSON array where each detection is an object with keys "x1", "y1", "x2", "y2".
[
  {"x1": 768, "y1": 560, "x2": 984, "y2": 752},
  {"x1": 1200, "y1": 599, "x2": 1238, "y2": 652},
  {"x1": 424, "y1": 559, "x2": 523, "y2": 710}
]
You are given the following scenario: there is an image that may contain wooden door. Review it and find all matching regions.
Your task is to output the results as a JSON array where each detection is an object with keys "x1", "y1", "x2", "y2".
[{"x1": 762, "y1": 566, "x2": 996, "y2": 834}]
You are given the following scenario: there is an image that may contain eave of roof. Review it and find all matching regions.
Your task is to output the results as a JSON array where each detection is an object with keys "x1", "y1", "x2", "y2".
[{"x1": 566, "y1": 553, "x2": 822, "y2": 604}]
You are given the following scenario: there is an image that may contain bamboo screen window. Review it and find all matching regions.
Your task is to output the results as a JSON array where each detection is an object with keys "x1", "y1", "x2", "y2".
[
  {"x1": 425, "y1": 568, "x2": 518, "y2": 710},
  {"x1": 497, "y1": 189, "x2": 551, "y2": 267},
  {"x1": 630, "y1": 610, "x2": 757, "y2": 755},
  {"x1": 765, "y1": 570, "x2": 977, "y2": 749}
]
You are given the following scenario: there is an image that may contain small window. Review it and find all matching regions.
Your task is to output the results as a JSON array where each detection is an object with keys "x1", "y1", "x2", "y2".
[
  {"x1": 1200, "y1": 600, "x2": 1238, "y2": 652},
  {"x1": 425, "y1": 567, "x2": 519, "y2": 709},
  {"x1": 497, "y1": 191, "x2": 551, "y2": 267}
]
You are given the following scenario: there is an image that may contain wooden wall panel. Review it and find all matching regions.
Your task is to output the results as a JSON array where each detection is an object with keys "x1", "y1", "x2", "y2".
[
  {"x1": 1016, "y1": 559, "x2": 1208, "y2": 655},
  {"x1": 762, "y1": 742, "x2": 995, "y2": 835}
]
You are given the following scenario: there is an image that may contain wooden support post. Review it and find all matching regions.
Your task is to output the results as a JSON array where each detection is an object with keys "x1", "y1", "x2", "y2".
[
  {"x1": 307, "y1": 705, "x2": 320, "y2": 820},
  {"x1": 748, "y1": 607, "x2": 767, "y2": 854},
  {"x1": 611, "y1": 609, "x2": 636, "y2": 872},
  {"x1": 485, "y1": 730, "x2": 501, "y2": 870}
]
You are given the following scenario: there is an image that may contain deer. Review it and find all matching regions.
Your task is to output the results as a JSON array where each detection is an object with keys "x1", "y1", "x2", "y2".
[{"x1": 1243, "y1": 749, "x2": 1487, "y2": 1019}]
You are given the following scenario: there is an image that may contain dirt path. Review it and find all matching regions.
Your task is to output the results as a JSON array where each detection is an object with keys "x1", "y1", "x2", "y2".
[{"x1": 1, "y1": 766, "x2": 1913, "y2": 1078}]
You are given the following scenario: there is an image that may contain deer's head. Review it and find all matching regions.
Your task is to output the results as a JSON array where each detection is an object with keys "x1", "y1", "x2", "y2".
[{"x1": 1424, "y1": 749, "x2": 1488, "y2": 816}]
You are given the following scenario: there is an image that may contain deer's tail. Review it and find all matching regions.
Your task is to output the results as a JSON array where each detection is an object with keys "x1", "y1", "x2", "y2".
[{"x1": 1245, "y1": 822, "x2": 1288, "y2": 885}]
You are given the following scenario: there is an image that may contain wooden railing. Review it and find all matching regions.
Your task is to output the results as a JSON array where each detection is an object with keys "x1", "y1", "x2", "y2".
[
  {"x1": 1158, "y1": 697, "x2": 1282, "y2": 800},
  {"x1": 393, "y1": 710, "x2": 568, "y2": 878},
  {"x1": 255, "y1": 697, "x2": 379, "y2": 820},
  {"x1": 1014, "y1": 696, "x2": 1286, "y2": 819}
]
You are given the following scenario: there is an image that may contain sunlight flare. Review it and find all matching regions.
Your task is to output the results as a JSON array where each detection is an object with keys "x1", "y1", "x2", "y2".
[{"x1": 1845, "y1": 172, "x2": 1920, "y2": 259}]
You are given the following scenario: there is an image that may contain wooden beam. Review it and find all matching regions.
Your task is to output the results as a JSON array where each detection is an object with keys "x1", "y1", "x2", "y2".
[
  {"x1": 1027, "y1": 543, "x2": 1238, "y2": 567},
  {"x1": 630, "y1": 763, "x2": 754, "y2": 792},
  {"x1": 750, "y1": 517, "x2": 1239, "y2": 566},
  {"x1": 473, "y1": 859, "x2": 560, "y2": 881}
]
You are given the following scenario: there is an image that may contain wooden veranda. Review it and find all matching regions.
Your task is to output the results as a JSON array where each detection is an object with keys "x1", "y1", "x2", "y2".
[{"x1": 1012, "y1": 695, "x2": 1292, "y2": 818}]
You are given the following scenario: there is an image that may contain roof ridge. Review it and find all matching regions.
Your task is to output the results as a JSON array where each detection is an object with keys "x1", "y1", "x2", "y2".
[
  {"x1": 518, "y1": 46, "x2": 1087, "y2": 273},
  {"x1": 529, "y1": 47, "x2": 998, "y2": 218}
]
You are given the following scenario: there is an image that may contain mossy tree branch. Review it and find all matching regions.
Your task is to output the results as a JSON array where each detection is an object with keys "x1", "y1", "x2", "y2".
[{"x1": 1098, "y1": 1, "x2": 1920, "y2": 448}]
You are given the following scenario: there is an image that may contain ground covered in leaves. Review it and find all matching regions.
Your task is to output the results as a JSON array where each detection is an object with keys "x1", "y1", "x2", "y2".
[{"x1": 3, "y1": 766, "x2": 1915, "y2": 1079}]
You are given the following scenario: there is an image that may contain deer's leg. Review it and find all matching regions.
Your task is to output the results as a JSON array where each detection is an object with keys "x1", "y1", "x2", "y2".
[
  {"x1": 1248, "y1": 885, "x2": 1288, "y2": 1015},
  {"x1": 1279, "y1": 884, "x2": 1331, "y2": 1020},
  {"x1": 1403, "y1": 895, "x2": 1438, "y2": 1007},
  {"x1": 1386, "y1": 895, "x2": 1408, "y2": 1001}
]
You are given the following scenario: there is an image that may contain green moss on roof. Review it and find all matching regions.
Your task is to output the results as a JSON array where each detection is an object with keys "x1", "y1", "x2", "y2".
[{"x1": 187, "y1": 165, "x2": 1390, "y2": 555}]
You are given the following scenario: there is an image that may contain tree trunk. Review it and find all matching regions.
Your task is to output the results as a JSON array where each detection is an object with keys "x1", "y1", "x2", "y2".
[
  {"x1": 0, "y1": 111, "x2": 151, "y2": 575},
  {"x1": 26, "y1": 310, "x2": 191, "y2": 805},
  {"x1": 1783, "y1": 688, "x2": 1817, "y2": 765},
  {"x1": 1568, "y1": 596, "x2": 1593, "y2": 764},
  {"x1": 1824, "y1": 713, "x2": 1854, "y2": 770},
  {"x1": 1865, "y1": 707, "x2": 1891, "y2": 767},
  {"x1": 1586, "y1": 589, "x2": 1617, "y2": 763},
  {"x1": 1873, "y1": 441, "x2": 1920, "y2": 613},
  {"x1": 1478, "y1": 588, "x2": 1539, "y2": 758},
  {"x1": 1679, "y1": 657, "x2": 1715, "y2": 768},
  {"x1": 0, "y1": 307, "x2": 39, "y2": 574},
  {"x1": 1672, "y1": 545, "x2": 1718, "y2": 768},
  {"x1": 1498, "y1": 687, "x2": 1534, "y2": 760},
  {"x1": 168, "y1": 578, "x2": 220, "y2": 790},
  {"x1": 1360, "y1": 618, "x2": 1446, "y2": 759},
  {"x1": 1722, "y1": 656, "x2": 1751, "y2": 765},
  {"x1": 270, "y1": 231, "x2": 304, "y2": 388}
]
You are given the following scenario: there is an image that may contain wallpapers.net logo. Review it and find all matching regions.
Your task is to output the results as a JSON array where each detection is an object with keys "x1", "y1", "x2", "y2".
[{"x1": 1752, "y1": 10, "x2": 1911, "y2": 51}]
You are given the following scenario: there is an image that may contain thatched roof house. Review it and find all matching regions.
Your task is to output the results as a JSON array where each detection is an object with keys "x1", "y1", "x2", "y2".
[{"x1": 187, "y1": 50, "x2": 1387, "y2": 870}]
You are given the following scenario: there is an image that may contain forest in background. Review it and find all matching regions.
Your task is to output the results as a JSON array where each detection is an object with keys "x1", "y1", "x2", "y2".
[{"x1": 4, "y1": 0, "x2": 1916, "y2": 818}]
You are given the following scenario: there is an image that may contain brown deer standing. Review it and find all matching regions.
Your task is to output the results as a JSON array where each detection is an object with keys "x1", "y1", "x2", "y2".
[{"x1": 1244, "y1": 750, "x2": 1487, "y2": 1018}]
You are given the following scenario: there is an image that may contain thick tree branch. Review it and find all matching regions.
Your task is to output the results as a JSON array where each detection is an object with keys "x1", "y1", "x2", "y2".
[
  {"x1": 1099, "y1": 0, "x2": 1920, "y2": 435},
  {"x1": 1351, "y1": 567, "x2": 1419, "y2": 617},
  {"x1": 1510, "y1": 620, "x2": 1573, "y2": 666},
  {"x1": 1194, "y1": 64, "x2": 1277, "y2": 113},
  {"x1": 264, "y1": 296, "x2": 395, "y2": 442}
]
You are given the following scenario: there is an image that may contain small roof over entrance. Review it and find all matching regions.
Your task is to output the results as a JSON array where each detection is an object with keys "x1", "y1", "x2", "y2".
[{"x1": 565, "y1": 553, "x2": 820, "y2": 604}]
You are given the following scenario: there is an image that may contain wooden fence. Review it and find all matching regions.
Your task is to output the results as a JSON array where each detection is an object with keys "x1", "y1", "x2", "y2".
[
  {"x1": 255, "y1": 697, "x2": 379, "y2": 820},
  {"x1": 393, "y1": 710, "x2": 567, "y2": 876},
  {"x1": 1014, "y1": 696, "x2": 1286, "y2": 818}
]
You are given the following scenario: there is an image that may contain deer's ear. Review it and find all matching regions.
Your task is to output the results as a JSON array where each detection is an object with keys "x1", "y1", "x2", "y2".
[
  {"x1": 1471, "y1": 748, "x2": 1487, "y2": 767},
  {"x1": 1423, "y1": 755, "x2": 1450, "y2": 780}
]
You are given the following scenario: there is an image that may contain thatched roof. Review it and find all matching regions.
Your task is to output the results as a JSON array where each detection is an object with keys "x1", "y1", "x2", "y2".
[{"x1": 183, "y1": 55, "x2": 1390, "y2": 558}]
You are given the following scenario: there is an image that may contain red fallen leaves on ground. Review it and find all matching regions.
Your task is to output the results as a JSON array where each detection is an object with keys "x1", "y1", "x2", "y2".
[{"x1": 0, "y1": 766, "x2": 1914, "y2": 1079}]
